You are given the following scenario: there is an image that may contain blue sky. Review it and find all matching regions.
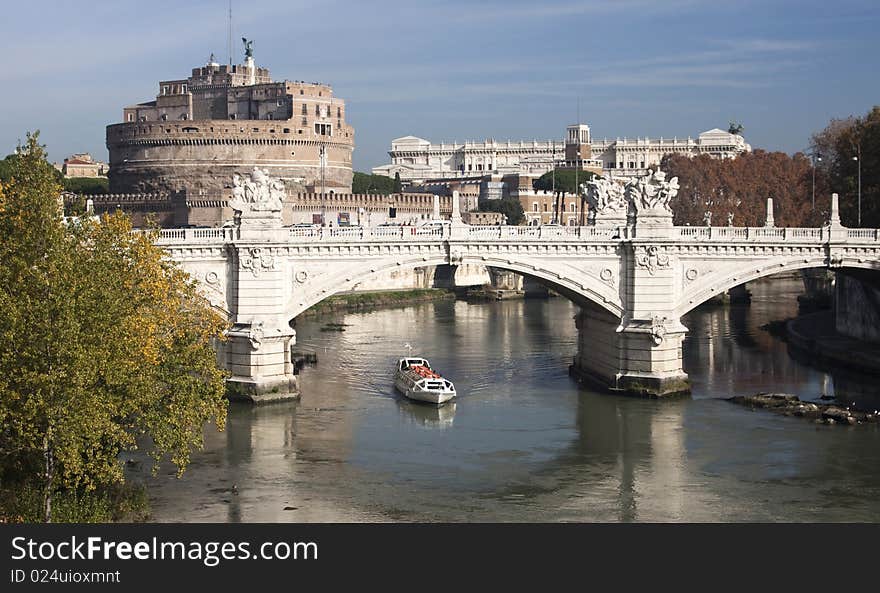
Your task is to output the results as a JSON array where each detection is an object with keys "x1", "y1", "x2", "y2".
[{"x1": 1, "y1": 0, "x2": 878, "y2": 171}]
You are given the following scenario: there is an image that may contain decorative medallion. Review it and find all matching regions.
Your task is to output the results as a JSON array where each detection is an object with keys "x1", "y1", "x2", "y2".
[
  {"x1": 240, "y1": 247, "x2": 276, "y2": 277},
  {"x1": 205, "y1": 271, "x2": 219, "y2": 284},
  {"x1": 599, "y1": 267, "x2": 615, "y2": 287},
  {"x1": 651, "y1": 315, "x2": 668, "y2": 346},
  {"x1": 294, "y1": 270, "x2": 309, "y2": 284},
  {"x1": 248, "y1": 321, "x2": 264, "y2": 351},
  {"x1": 636, "y1": 245, "x2": 671, "y2": 275}
]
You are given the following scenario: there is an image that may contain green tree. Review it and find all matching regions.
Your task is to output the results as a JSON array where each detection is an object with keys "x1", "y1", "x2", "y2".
[
  {"x1": 63, "y1": 176, "x2": 109, "y2": 195},
  {"x1": 393, "y1": 172, "x2": 402, "y2": 193},
  {"x1": 533, "y1": 168, "x2": 596, "y2": 195},
  {"x1": 477, "y1": 198, "x2": 525, "y2": 225},
  {"x1": 352, "y1": 172, "x2": 396, "y2": 194},
  {"x1": 0, "y1": 132, "x2": 228, "y2": 522}
]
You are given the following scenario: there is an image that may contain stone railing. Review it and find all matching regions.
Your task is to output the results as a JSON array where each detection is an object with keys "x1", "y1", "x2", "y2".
[
  {"x1": 847, "y1": 228, "x2": 880, "y2": 241},
  {"x1": 153, "y1": 227, "x2": 238, "y2": 244},
  {"x1": 675, "y1": 226, "x2": 826, "y2": 242},
  {"x1": 148, "y1": 224, "x2": 880, "y2": 247}
]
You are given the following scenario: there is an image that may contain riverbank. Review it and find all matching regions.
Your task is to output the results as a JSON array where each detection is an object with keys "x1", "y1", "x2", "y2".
[
  {"x1": 297, "y1": 288, "x2": 455, "y2": 316},
  {"x1": 785, "y1": 310, "x2": 880, "y2": 375}
]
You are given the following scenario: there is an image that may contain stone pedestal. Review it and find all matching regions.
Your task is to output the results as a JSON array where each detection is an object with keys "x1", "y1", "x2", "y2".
[
  {"x1": 225, "y1": 324, "x2": 299, "y2": 403},
  {"x1": 570, "y1": 307, "x2": 689, "y2": 398}
]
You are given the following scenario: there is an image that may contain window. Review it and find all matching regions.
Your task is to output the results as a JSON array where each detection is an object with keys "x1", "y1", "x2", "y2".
[
  {"x1": 301, "y1": 117, "x2": 307, "y2": 126},
  {"x1": 315, "y1": 105, "x2": 320, "y2": 116},
  {"x1": 162, "y1": 85, "x2": 169, "y2": 95},
  {"x1": 543, "y1": 203, "x2": 548, "y2": 212},
  {"x1": 161, "y1": 114, "x2": 168, "y2": 121},
  {"x1": 267, "y1": 113, "x2": 273, "y2": 120},
  {"x1": 230, "y1": 114, "x2": 236, "y2": 120},
  {"x1": 127, "y1": 113, "x2": 134, "y2": 122},
  {"x1": 487, "y1": 163, "x2": 492, "y2": 170},
  {"x1": 181, "y1": 84, "x2": 187, "y2": 94},
  {"x1": 301, "y1": 104, "x2": 308, "y2": 115},
  {"x1": 468, "y1": 164, "x2": 472, "y2": 171},
  {"x1": 277, "y1": 100, "x2": 284, "y2": 106},
  {"x1": 337, "y1": 107, "x2": 341, "y2": 117},
  {"x1": 569, "y1": 203, "x2": 576, "y2": 212},
  {"x1": 300, "y1": 89, "x2": 304, "y2": 95},
  {"x1": 640, "y1": 161, "x2": 645, "y2": 168},
  {"x1": 533, "y1": 203, "x2": 539, "y2": 212}
]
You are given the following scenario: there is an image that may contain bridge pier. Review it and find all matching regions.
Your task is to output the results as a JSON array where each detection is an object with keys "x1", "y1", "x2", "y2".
[
  {"x1": 571, "y1": 307, "x2": 689, "y2": 398},
  {"x1": 225, "y1": 323, "x2": 299, "y2": 403}
]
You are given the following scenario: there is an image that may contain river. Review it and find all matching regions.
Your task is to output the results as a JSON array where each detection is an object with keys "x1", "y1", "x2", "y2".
[{"x1": 130, "y1": 276, "x2": 880, "y2": 522}]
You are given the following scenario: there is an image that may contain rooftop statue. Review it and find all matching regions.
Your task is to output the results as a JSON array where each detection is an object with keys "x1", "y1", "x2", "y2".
[
  {"x1": 230, "y1": 167, "x2": 285, "y2": 214},
  {"x1": 242, "y1": 37, "x2": 254, "y2": 59}
]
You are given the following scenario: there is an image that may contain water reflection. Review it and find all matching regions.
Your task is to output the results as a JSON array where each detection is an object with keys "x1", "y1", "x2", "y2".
[
  {"x1": 130, "y1": 277, "x2": 880, "y2": 522},
  {"x1": 396, "y1": 399, "x2": 457, "y2": 429}
]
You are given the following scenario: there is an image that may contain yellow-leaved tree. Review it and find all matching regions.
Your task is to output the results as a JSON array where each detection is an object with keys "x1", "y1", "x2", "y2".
[{"x1": 0, "y1": 132, "x2": 228, "y2": 522}]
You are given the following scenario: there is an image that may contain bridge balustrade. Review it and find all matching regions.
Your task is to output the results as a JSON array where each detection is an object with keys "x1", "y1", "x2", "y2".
[
  {"x1": 674, "y1": 226, "x2": 827, "y2": 242},
  {"x1": 847, "y1": 229, "x2": 880, "y2": 241}
]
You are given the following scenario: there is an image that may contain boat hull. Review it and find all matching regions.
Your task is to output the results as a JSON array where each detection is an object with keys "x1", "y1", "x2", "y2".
[{"x1": 394, "y1": 375, "x2": 456, "y2": 404}]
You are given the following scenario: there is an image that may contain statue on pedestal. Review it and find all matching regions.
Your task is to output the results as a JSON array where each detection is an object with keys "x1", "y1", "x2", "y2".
[
  {"x1": 242, "y1": 38, "x2": 254, "y2": 59},
  {"x1": 229, "y1": 168, "x2": 285, "y2": 215}
]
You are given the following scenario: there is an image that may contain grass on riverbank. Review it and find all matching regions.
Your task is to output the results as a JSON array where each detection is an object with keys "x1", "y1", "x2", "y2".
[
  {"x1": 299, "y1": 288, "x2": 455, "y2": 316},
  {"x1": 0, "y1": 482, "x2": 151, "y2": 523}
]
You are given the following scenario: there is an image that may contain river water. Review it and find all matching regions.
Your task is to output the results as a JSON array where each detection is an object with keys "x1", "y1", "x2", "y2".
[{"x1": 131, "y1": 277, "x2": 880, "y2": 522}]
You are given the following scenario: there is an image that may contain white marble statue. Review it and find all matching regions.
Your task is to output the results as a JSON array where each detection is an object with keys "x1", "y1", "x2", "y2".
[
  {"x1": 625, "y1": 168, "x2": 679, "y2": 215},
  {"x1": 229, "y1": 168, "x2": 285, "y2": 213},
  {"x1": 582, "y1": 177, "x2": 628, "y2": 221}
]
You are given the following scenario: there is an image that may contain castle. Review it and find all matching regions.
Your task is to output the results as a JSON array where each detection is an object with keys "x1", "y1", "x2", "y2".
[{"x1": 106, "y1": 43, "x2": 354, "y2": 195}]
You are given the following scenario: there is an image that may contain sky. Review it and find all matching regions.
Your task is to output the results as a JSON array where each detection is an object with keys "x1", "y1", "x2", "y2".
[{"x1": 1, "y1": 0, "x2": 878, "y2": 171}]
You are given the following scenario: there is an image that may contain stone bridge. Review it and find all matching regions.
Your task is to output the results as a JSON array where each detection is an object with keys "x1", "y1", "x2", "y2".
[{"x1": 154, "y1": 168, "x2": 880, "y2": 401}]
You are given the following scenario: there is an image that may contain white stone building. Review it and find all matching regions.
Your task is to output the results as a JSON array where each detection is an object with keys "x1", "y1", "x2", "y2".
[{"x1": 373, "y1": 125, "x2": 751, "y2": 184}]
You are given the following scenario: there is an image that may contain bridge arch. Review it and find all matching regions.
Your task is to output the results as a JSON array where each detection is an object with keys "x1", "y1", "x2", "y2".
[
  {"x1": 284, "y1": 254, "x2": 624, "y2": 321},
  {"x1": 676, "y1": 256, "x2": 880, "y2": 317}
]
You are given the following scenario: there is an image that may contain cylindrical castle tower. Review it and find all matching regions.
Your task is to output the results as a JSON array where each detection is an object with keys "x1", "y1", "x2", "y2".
[{"x1": 106, "y1": 48, "x2": 354, "y2": 194}]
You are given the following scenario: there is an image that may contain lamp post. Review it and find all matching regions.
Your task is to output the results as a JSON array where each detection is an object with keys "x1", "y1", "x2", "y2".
[
  {"x1": 812, "y1": 154, "x2": 822, "y2": 210},
  {"x1": 853, "y1": 146, "x2": 861, "y2": 227},
  {"x1": 319, "y1": 143, "x2": 327, "y2": 225}
]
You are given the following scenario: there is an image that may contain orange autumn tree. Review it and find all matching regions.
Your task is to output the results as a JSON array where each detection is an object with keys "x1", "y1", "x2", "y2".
[
  {"x1": 661, "y1": 150, "x2": 829, "y2": 227},
  {"x1": 0, "y1": 132, "x2": 228, "y2": 522}
]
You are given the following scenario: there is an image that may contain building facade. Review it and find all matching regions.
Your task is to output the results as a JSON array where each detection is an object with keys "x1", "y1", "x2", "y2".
[
  {"x1": 373, "y1": 124, "x2": 750, "y2": 184},
  {"x1": 107, "y1": 49, "x2": 354, "y2": 194},
  {"x1": 55, "y1": 153, "x2": 109, "y2": 178}
]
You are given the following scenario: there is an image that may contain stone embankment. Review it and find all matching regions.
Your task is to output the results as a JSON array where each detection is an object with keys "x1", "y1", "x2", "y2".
[
  {"x1": 298, "y1": 288, "x2": 454, "y2": 316},
  {"x1": 785, "y1": 311, "x2": 880, "y2": 374},
  {"x1": 728, "y1": 393, "x2": 879, "y2": 426}
]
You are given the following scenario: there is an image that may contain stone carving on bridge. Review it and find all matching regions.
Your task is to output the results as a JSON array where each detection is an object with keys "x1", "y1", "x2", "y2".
[
  {"x1": 651, "y1": 315, "x2": 668, "y2": 346},
  {"x1": 635, "y1": 245, "x2": 671, "y2": 276},
  {"x1": 625, "y1": 169, "x2": 679, "y2": 216},
  {"x1": 239, "y1": 246, "x2": 277, "y2": 277},
  {"x1": 582, "y1": 177, "x2": 628, "y2": 225},
  {"x1": 230, "y1": 168, "x2": 285, "y2": 214},
  {"x1": 247, "y1": 321, "x2": 264, "y2": 351},
  {"x1": 599, "y1": 267, "x2": 615, "y2": 288}
]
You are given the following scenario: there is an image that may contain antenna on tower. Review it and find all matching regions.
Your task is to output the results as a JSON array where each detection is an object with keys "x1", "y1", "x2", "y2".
[{"x1": 227, "y1": 0, "x2": 233, "y2": 66}]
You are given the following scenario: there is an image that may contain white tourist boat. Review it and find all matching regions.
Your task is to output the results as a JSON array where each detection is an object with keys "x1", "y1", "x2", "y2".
[{"x1": 394, "y1": 357, "x2": 456, "y2": 404}]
